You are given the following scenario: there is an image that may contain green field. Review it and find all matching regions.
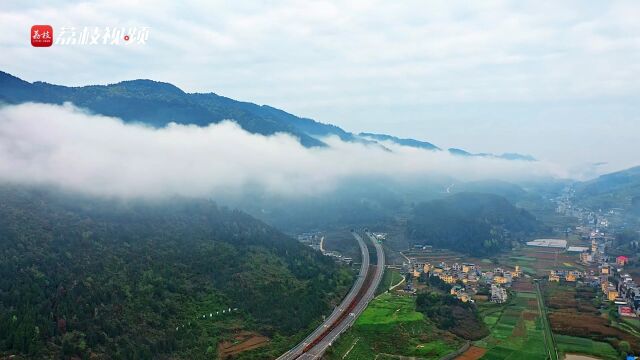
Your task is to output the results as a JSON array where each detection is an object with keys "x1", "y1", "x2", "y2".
[
  {"x1": 622, "y1": 317, "x2": 640, "y2": 332},
  {"x1": 324, "y1": 293, "x2": 462, "y2": 359},
  {"x1": 375, "y1": 268, "x2": 404, "y2": 295},
  {"x1": 555, "y1": 335, "x2": 619, "y2": 360},
  {"x1": 475, "y1": 291, "x2": 549, "y2": 360}
]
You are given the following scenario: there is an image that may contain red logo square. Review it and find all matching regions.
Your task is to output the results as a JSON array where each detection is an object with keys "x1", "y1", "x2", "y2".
[{"x1": 31, "y1": 25, "x2": 53, "y2": 47}]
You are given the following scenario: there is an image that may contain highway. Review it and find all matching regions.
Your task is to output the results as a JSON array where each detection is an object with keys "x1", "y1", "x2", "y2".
[{"x1": 277, "y1": 231, "x2": 385, "y2": 360}]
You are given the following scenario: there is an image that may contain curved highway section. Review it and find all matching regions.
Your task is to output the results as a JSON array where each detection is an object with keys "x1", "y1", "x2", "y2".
[{"x1": 278, "y1": 231, "x2": 385, "y2": 360}]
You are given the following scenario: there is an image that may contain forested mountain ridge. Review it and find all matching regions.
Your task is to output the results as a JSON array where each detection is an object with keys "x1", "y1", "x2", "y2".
[
  {"x1": 0, "y1": 71, "x2": 331, "y2": 147},
  {"x1": 407, "y1": 192, "x2": 541, "y2": 255},
  {"x1": 0, "y1": 70, "x2": 533, "y2": 160},
  {"x1": 574, "y1": 165, "x2": 640, "y2": 215},
  {"x1": 0, "y1": 185, "x2": 352, "y2": 359}
]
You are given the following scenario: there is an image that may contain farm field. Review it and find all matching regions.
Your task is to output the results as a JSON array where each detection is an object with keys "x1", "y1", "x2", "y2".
[
  {"x1": 456, "y1": 345, "x2": 487, "y2": 360},
  {"x1": 394, "y1": 247, "x2": 638, "y2": 359},
  {"x1": 401, "y1": 246, "x2": 585, "y2": 277},
  {"x1": 474, "y1": 290, "x2": 548, "y2": 359},
  {"x1": 493, "y1": 247, "x2": 585, "y2": 277},
  {"x1": 543, "y1": 281, "x2": 640, "y2": 355},
  {"x1": 324, "y1": 293, "x2": 463, "y2": 359},
  {"x1": 555, "y1": 335, "x2": 619, "y2": 360}
]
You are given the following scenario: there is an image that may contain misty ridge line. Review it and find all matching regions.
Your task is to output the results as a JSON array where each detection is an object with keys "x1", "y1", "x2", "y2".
[{"x1": 0, "y1": 102, "x2": 566, "y2": 199}]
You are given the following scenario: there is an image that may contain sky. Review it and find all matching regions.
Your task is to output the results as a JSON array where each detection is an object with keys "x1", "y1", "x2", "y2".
[{"x1": 1, "y1": 1, "x2": 639, "y2": 173}]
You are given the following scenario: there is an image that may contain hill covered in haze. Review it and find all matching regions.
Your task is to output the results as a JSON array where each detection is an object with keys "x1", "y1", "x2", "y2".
[
  {"x1": 574, "y1": 166, "x2": 640, "y2": 215},
  {"x1": 407, "y1": 192, "x2": 542, "y2": 255}
]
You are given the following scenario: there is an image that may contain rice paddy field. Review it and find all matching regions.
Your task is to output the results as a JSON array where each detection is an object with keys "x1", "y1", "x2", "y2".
[
  {"x1": 323, "y1": 293, "x2": 462, "y2": 359},
  {"x1": 474, "y1": 290, "x2": 549, "y2": 359}
]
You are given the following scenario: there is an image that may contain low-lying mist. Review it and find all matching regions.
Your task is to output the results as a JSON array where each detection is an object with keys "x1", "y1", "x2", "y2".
[{"x1": 0, "y1": 102, "x2": 566, "y2": 199}]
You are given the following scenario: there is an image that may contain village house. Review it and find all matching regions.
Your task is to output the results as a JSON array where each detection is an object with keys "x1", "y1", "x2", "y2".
[
  {"x1": 580, "y1": 251, "x2": 593, "y2": 264},
  {"x1": 462, "y1": 263, "x2": 476, "y2": 273},
  {"x1": 491, "y1": 284, "x2": 508, "y2": 303},
  {"x1": 616, "y1": 255, "x2": 629, "y2": 267},
  {"x1": 511, "y1": 265, "x2": 522, "y2": 278},
  {"x1": 607, "y1": 285, "x2": 619, "y2": 301}
]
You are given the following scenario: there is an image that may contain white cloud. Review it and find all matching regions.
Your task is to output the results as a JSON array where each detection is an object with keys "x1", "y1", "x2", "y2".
[{"x1": 0, "y1": 103, "x2": 564, "y2": 198}]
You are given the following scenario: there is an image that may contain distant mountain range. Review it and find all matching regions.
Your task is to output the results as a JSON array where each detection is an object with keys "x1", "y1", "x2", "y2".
[{"x1": 0, "y1": 71, "x2": 535, "y2": 161}]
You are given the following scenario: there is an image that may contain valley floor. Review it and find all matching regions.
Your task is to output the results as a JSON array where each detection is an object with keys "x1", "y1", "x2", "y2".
[{"x1": 318, "y1": 243, "x2": 637, "y2": 360}]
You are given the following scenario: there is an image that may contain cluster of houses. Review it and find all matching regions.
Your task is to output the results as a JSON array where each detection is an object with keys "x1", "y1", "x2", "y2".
[
  {"x1": 548, "y1": 249, "x2": 639, "y2": 317},
  {"x1": 405, "y1": 260, "x2": 521, "y2": 304},
  {"x1": 576, "y1": 238, "x2": 606, "y2": 265},
  {"x1": 555, "y1": 186, "x2": 618, "y2": 232},
  {"x1": 548, "y1": 269, "x2": 585, "y2": 283},
  {"x1": 552, "y1": 186, "x2": 640, "y2": 317},
  {"x1": 577, "y1": 239, "x2": 638, "y2": 317},
  {"x1": 603, "y1": 257, "x2": 639, "y2": 317}
]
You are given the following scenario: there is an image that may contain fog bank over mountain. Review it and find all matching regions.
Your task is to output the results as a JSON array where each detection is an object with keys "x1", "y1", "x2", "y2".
[{"x1": 0, "y1": 102, "x2": 566, "y2": 198}]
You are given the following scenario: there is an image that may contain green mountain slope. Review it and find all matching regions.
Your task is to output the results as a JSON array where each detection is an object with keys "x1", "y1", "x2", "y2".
[
  {"x1": 574, "y1": 166, "x2": 640, "y2": 213},
  {"x1": 0, "y1": 70, "x2": 534, "y2": 160},
  {"x1": 407, "y1": 192, "x2": 541, "y2": 255},
  {"x1": 0, "y1": 185, "x2": 352, "y2": 358},
  {"x1": 0, "y1": 71, "x2": 334, "y2": 147}
]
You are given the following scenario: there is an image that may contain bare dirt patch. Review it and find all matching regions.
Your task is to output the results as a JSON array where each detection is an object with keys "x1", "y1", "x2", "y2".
[
  {"x1": 512, "y1": 279, "x2": 534, "y2": 292},
  {"x1": 564, "y1": 355, "x2": 603, "y2": 360},
  {"x1": 218, "y1": 331, "x2": 269, "y2": 359},
  {"x1": 512, "y1": 317, "x2": 526, "y2": 337},
  {"x1": 456, "y1": 345, "x2": 487, "y2": 360}
]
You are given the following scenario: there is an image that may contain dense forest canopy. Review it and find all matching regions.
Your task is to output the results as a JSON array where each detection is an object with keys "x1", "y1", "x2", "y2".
[
  {"x1": 0, "y1": 185, "x2": 352, "y2": 359},
  {"x1": 407, "y1": 192, "x2": 541, "y2": 255}
]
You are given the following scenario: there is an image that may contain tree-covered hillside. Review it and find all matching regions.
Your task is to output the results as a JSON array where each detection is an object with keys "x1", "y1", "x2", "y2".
[
  {"x1": 0, "y1": 71, "x2": 347, "y2": 148},
  {"x1": 0, "y1": 70, "x2": 538, "y2": 160},
  {"x1": 574, "y1": 166, "x2": 640, "y2": 214},
  {"x1": 0, "y1": 185, "x2": 352, "y2": 359},
  {"x1": 406, "y1": 192, "x2": 541, "y2": 255}
]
